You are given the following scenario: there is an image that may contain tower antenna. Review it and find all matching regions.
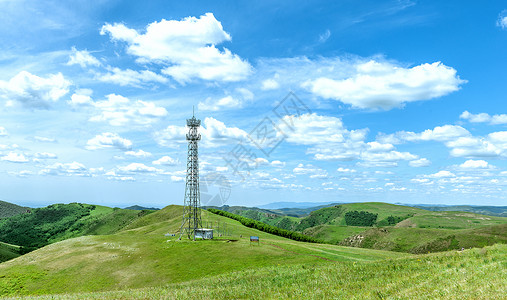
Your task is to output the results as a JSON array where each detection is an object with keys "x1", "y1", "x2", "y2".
[{"x1": 178, "y1": 110, "x2": 202, "y2": 240}]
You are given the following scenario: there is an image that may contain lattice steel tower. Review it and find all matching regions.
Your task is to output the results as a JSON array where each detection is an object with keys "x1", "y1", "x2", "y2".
[{"x1": 178, "y1": 110, "x2": 202, "y2": 240}]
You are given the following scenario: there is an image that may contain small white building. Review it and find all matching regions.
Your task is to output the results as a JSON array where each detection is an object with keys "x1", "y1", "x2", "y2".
[{"x1": 195, "y1": 228, "x2": 213, "y2": 239}]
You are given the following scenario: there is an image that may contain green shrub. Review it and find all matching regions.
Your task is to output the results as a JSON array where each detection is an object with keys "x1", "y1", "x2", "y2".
[{"x1": 344, "y1": 211, "x2": 377, "y2": 226}]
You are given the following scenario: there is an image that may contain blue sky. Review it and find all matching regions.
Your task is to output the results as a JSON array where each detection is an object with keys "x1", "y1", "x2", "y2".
[{"x1": 1, "y1": 0, "x2": 507, "y2": 208}]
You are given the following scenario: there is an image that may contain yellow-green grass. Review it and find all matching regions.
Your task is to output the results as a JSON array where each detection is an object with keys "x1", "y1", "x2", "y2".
[
  {"x1": 0, "y1": 206, "x2": 404, "y2": 297},
  {"x1": 302, "y1": 224, "x2": 367, "y2": 244},
  {"x1": 9, "y1": 244, "x2": 506, "y2": 299}
]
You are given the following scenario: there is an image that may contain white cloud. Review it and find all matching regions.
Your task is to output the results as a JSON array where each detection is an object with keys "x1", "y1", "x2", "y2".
[
  {"x1": 97, "y1": 67, "x2": 168, "y2": 87},
  {"x1": 409, "y1": 158, "x2": 431, "y2": 167},
  {"x1": 100, "y1": 13, "x2": 252, "y2": 83},
  {"x1": 155, "y1": 117, "x2": 249, "y2": 148},
  {"x1": 68, "y1": 90, "x2": 94, "y2": 106},
  {"x1": 425, "y1": 170, "x2": 456, "y2": 178},
  {"x1": 271, "y1": 160, "x2": 285, "y2": 167},
  {"x1": 0, "y1": 126, "x2": 7, "y2": 136},
  {"x1": 318, "y1": 29, "x2": 331, "y2": 43},
  {"x1": 117, "y1": 163, "x2": 161, "y2": 174},
  {"x1": 34, "y1": 136, "x2": 56, "y2": 143},
  {"x1": 460, "y1": 111, "x2": 507, "y2": 125},
  {"x1": 86, "y1": 132, "x2": 133, "y2": 151},
  {"x1": 337, "y1": 167, "x2": 356, "y2": 173},
  {"x1": 0, "y1": 71, "x2": 71, "y2": 109},
  {"x1": 89, "y1": 94, "x2": 167, "y2": 126},
  {"x1": 152, "y1": 156, "x2": 178, "y2": 166},
  {"x1": 125, "y1": 150, "x2": 152, "y2": 158},
  {"x1": 280, "y1": 113, "x2": 367, "y2": 145},
  {"x1": 1, "y1": 152, "x2": 29, "y2": 163},
  {"x1": 293, "y1": 163, "x2": 328, "y2": 178},
  {"x1": 303, "y1": 60, "x2": 465, "y2": 110},
  {"x1": 395, "y1": 125, "x2": 471, "y2": 142},
  {"x1": 67, "y1": 47, "x2": 101, "y2": 68},
  {"x1": 198, "y1": 96, "x2": 242, "y2": 111},
  {"x1": 35, "y1": 152, "x2": 58, "y2": 159},
  {"x1": 497, "y1": 11, "x2": 507, "y2": 29},
  {"x1": 261, "y1": 78, "x2": 280, "y2": 90},
  {"x1": 198, "y1": 88, "x2": 253, "y2": 111},
  {"x1": 39, "y1": 162, "x2": 88, "y2": 176},
  {"x1": 171, "y1": 175, "x2": 185, "y2": 182},
  {"x1": 458, "y1": 159, "x2": 491, "y2": 169}
]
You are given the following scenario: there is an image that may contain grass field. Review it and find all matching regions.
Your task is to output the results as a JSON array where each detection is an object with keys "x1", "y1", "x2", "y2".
[{"x1": 6, "y1": 244, "x2": 507, "y2": 299}]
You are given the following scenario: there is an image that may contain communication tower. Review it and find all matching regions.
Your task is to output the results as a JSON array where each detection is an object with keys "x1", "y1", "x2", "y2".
[{"x1": 178, "y1": 110, "x2": 202, "y2": 240}]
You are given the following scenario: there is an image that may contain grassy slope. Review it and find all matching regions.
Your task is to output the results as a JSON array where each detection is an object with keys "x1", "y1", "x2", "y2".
[
  {"x1": 0, "y1": 200, "x2": 28, "y2": 219},
  {"x1": 11, "y1": 244, "x2": 507, "y2": 299},
  {"x1": 300, "y1": 203, "x2": 507, "y2": 251},
  {"x1": 0, "y1": 242, "x2": 21, "y2": 263},
  {"x1": 0, "y1": 205, "x2": 405, "y2": 297},
  {"x1": 0, "y1": 204, "x2": 152, "y2": 263}
]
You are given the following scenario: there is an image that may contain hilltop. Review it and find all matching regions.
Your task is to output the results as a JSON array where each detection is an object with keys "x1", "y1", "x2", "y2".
[{"x1": 0, "y1": 200, "x2": 29, "y2": 219}]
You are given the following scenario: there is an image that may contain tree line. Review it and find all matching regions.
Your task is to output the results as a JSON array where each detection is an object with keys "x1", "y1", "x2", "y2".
[{"x1": 207, "y1": 208, "x2": 323, "y2": 243}]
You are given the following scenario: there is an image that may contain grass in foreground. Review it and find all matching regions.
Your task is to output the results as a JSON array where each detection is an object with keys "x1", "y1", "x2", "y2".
[{"x1": 11, "y1": 244, "x2": 506, "y2": 300}]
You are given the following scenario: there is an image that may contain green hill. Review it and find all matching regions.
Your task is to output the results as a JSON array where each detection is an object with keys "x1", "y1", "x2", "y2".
[
  {"x1": 0, "y1": 205, "x2": 405, "y2": 297},
  {"x1": 220, "y1": 202, "x2": 507, "y2": 253},
  {"x1": 0, "y1": 203, "x2": 153, "y2": 262},
  {"x1": 0, "y1": 200, "x2": 29, "y2": 219},
  {"x1": 0, "y1": 241, "x2": 22, "y2": 263},
  {"x1": 0, "y1": 205, "x2": 505, "y2": 299}
]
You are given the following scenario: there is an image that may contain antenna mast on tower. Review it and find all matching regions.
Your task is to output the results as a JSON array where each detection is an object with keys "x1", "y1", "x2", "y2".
[{"x1": 178, "y1": 109, "x2": 202, "y2": 240}]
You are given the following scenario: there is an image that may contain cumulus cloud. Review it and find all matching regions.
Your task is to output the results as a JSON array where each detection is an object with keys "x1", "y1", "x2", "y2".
[
  {"x1": 67, "y1": 47, "x2": 101, "y2": 68},
  {"x1": 293, "y1": 163, "x2": 328, "y2": 178},
  {"x1": 152, "y1": 156, "x2": 178, "y2": 166},
  {"x1": 35, "y1": 152, "x2": 58, "y2": 159},
  {"x1": 155, "y1": 117, "x2": 248, "y2": 148},
  {"x1": 100, "y1": 13, "x2": 252, "y2": 83},
  {"x1": 271, "y1": 160, "x2": 285, "y2": 167},
  {"x1": 97, "y1": 67, "x2": 168, "y2": 87},
  {"x1": 68, "y1": 89, "x2": 94, "y2": 106},
  {"x1": 0, "y1": 127, "x2": 7, "y2": 136},
  {"x1": 458, "y1": 159, "x2": 491, "y2": 169},
  {"x1": 124, "y1": 150, "x2": 152, "y2": 158},
  {"x1": 117, "y1": 163, "x2": 162, "y2": 174},
  {"x1": 460, "y1": 111, "x2": 507, "y2": 125},
  {"x1": 303, "y1": 60, "x2": 465, "y2": 110},
  {"x1": 86, "y1": 132, "x2": 133, "y2": 151},
  {"x1": 39, "y1": 162, "x2": 88, "y2": 176},
  {"x1": 89, "y1": 94, "x2": 167, "y2": 126},
  {"x1": 385, "y1": 125, "x2": 471, "y2": 144},
  {"x1": 409, "y1": 158, "x2": 431, "y2": 167},
  {"x1": 1, "y1": 152, "x2": 29, "y2": 163},
  {"x1": 425, "y1": 170, "x2": 456, "y2": 178},
  {"x1": 261, "y1": 78, "x2": 280, "y2": 90},
  {"x1": 198, "y1": 88, "x2": 253, "y2": 111},
  {"x1": 0, "y1": 71, "x2": 71, "y2": 109}
]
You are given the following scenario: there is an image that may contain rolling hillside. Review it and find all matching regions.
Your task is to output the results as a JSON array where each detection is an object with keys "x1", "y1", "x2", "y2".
[
  {"x1": 0, "y1": 200, "x2": 29, "y2": 219},
  {"x1": 0, "y1": 205, "x2": 406, "y2": 297},
  {"x1": 0, "y1": 203, "x2": 153, "y2": 262},
  {"x1": 219, "y1": 202, "x2": 507, "y2": 252},
  {"x1": 0, "y1": 204, "x2": 505, "y2": 299}
]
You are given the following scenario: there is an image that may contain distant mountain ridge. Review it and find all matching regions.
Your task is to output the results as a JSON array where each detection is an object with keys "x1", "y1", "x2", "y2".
[
  {"x1": 125, "y1": 205, "x2": 160, "y2": 211},
  {"x1": 258, "y1": 201, "x2": 338, "y2": 209},
  {"x1": 0, "y1": 200, "x2": 29, "y2": 219}
]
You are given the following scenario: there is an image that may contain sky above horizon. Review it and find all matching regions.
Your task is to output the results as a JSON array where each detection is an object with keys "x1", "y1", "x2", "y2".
[{"x1": 1, "y1": 0, "x2": 507, "y2": 208}]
